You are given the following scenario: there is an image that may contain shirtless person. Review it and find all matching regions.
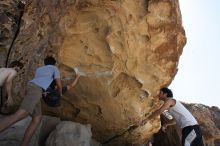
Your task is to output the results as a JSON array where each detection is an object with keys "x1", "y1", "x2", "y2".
[{"x1": 0, "y1": 61, "x2": 23, "y2": 108}]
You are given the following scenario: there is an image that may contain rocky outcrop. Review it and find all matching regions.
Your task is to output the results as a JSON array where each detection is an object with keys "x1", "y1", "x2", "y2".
[
  {"x1": 0, "y1": 115, "x2": 37, "y2": 146},
  {"x1": 46, "y1": 121, "x2": 92, "y2": 146},
  {"x1": 185, "y1": 104, "x2": 220, "y2": 146},
  {"x1": 2, "y1": 0, "x2": 186, "y2": 145},
  {"x1": 0, "y1": 115, "x2": 60, "y2": 146},
  {"x1": 0, "y1": 0, "x2": 25, "y2": 67},
  {"x1": 39, "y1": 115, "x2": 61, "y2": 146},
  {"x1": 0, "y1": 115, "x2": 101, "y2": 146}
]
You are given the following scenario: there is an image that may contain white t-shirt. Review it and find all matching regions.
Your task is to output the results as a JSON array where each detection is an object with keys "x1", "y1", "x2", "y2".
[
  {"x1": 169, "y1": 100, "x2": 198, "y2": 128},
  {"x1": 0, "y1": 68, "x2": 17, "y2": 86}
]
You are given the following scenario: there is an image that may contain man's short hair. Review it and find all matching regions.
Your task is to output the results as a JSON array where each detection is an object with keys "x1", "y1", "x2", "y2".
[
  {"x1": 9, "y1": 60, "x2": 23, "y2": 69},
  {"x1": 44, "y1": 56, "x2": 56, "y2": 65},
  {"x1": 160, "y1": 87, "x2": 173, "y2": 98}
]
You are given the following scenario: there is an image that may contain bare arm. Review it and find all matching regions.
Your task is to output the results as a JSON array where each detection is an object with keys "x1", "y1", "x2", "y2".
[
  {"x1": 67, "y1": 74, "x2": 80, "y2": 90},
  {"x1": 140, "y1": 99, "x2": 175, "y2": 125},
  {"x1": 5, "y1": 69, "x2": 17, "y2": 105}
]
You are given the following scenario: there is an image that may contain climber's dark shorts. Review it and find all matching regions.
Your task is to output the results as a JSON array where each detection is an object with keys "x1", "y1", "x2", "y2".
[
  {"x1": 182, "y1": 125, "x2": 204, "y2": 146},
  {"x1": 20, "y1": 82, "x2": 42, "y2": 116}
]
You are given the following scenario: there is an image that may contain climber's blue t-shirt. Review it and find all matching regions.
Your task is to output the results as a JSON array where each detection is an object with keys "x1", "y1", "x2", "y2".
[{"x1": 30, "y1": 65, "x2": 60, "y2": 90}]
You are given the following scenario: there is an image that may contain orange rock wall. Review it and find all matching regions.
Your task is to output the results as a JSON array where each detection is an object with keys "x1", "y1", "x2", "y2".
[{"x1": 3, "y1": 0, "x2": 186, "y2": 145}]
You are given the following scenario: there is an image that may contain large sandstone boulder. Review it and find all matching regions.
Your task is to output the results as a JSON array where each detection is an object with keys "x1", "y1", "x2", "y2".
[{"x1": 5, "y1": 0, "x2": 186, "y2": 145}]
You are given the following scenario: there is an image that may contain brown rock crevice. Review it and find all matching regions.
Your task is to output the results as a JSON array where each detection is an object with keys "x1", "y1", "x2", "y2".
[{"x1": 0, "y1": 0, "x2": 25, "y2": 67}]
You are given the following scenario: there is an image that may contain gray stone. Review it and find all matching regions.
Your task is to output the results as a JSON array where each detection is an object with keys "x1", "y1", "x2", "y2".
[
  {"x1": 0, "y1": 115, "x2": 39, "y2": 146},
  {"x1": 46, "y1": 121, "x2": 92, "y2": 146}
]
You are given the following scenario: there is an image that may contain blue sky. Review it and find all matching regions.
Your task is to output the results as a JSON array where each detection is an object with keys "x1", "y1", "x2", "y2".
[{"x1": 169, "y1": 0, "x2": 220, "y2": 107}]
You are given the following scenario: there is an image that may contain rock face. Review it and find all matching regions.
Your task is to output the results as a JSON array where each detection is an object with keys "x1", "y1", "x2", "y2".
[
  {"x1": 0, "y1": 0, "x2": 24, "y2": 67},
  {"x1": 46, "y1": 121, "x2": 92, "y2": 146},
  {"x1": 185, "y1": 104, "x2": 220, "y2": 146},
  {"x1": 0, "y1": 115, "x2": 100, "y2": 146},
  {"x1": 2, "y1": 0, "x2": 186, "y2": 145},
  {"x1": 153, "y1": 104, "x2": 220, "y2": 146},
  {"x1": 39, "y1": 116, "x2": 61, "y2": 146},
  {"x1": 0, "y1": 115, "x2": 39, "y2": 146}
]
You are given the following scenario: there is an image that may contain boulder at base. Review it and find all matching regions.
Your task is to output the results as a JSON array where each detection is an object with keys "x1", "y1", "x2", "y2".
[{"x1": 46, "y1": 121, "x2": 92, "y2": 146}]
